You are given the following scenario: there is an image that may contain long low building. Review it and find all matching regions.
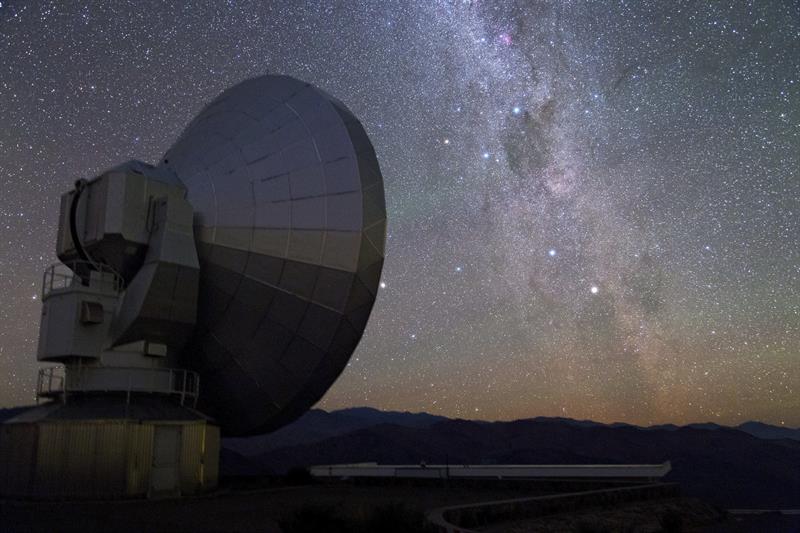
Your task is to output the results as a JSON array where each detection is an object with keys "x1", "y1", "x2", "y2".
[{"x1": 310, "y1": 462, "x2": 672, "y2": 481}]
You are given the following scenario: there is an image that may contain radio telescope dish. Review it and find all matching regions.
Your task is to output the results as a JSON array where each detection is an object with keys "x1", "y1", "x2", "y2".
[
  {"x1": 162, "y1": 76, "x2": 386, "y2": 436},
  {"x1": 0, "y1": 74, "x2": 385, "y2": 499}
]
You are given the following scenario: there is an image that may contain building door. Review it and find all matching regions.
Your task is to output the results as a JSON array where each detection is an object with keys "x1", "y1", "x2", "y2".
[{"x1": 150, "y1": 425, "x2": 181, "y2": 497}]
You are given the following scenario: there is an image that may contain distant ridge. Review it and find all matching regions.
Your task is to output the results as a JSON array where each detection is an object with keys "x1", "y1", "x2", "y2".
[
  {"x1": 4, "y1": 404, "x2": 798, "y2": 442},
  {"x1": 5, "y1": 404, "x2": 796, "y2": 440},
  {"x1": 737, "y1": 420, "x2": 800, "y2": 441},
  {"x1": 220, "y1": 407, "x2": 800, "y2": 508},
  {"x1": 526, "y1": 415, "x2": 800, "y2": 441},
  {"x1": 224, "y1": 407, "x2": 449, "y2": 457}
]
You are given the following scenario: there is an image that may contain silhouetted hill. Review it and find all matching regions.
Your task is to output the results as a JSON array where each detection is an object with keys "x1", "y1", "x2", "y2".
[
  {"x1": 532, "y1": 417, "x2": 800, "y2": 441},
  {"x1": 520, "y1": 416, "x2": 800, "y2": 441},
  {"x1": 222, "y1": 410, "x2": 800, "y2": 508},
  {"x1": 224, "y1": 407, "x2": 448, "y2": 456},
  {"x1": 335, "y1": 406, "x2": 449, "y2": 427},
  {"x1": 737, "y1": 421, "x2": 800, "y2": 441},
  {"x1": 219, "y1": 447, "x2": 268, "y2": 477},
  {"x1": 648, "y1": 420, "x2": 800, "y2": 441}
]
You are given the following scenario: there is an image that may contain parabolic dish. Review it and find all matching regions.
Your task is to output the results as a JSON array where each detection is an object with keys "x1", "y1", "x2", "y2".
[{"x1": 160, "y1": 75, "x2": 386, "y2": 436}]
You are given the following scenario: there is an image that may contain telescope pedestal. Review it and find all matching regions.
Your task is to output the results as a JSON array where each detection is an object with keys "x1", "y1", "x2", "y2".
[{"x1": 0, "y1": 396, "x2": 219, "y2": 499}]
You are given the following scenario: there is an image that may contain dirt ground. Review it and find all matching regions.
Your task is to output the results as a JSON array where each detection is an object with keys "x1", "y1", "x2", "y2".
[
  {"x1": 1, "y1": 482, "x2": 741, "y2": 532},
  {"x1": 479, "y1": 497, "x2": 726, "y2": 533},
  {"x1": 0, "y1": 483, "x2": 548, "y2": 532}
]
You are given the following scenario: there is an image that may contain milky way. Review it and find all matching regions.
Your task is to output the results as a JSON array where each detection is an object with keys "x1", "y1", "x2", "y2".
[{"x1": 1, "y1": 1, "x2": 798, "y2": 426}]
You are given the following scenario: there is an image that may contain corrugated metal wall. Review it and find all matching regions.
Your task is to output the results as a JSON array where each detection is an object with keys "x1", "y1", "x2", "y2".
[
  {"x1": 179, "y1": 423, "x2": 203, "y2": 493},
  {"x1": 0, "y1": 420, "x2": 218, "y2": 499},
  {"x1": 0, "y1": 423, "x2": 37, "y2": 495},
  {"x1": 35, "y1": 422, "x2": 68, "y2": 496},
  {"x1": 126, "y1": 422, "x2": 154, "y2": 496},
  {"x1": 203, "y1": 424, "x2": 220, "y2": 488},
  {"x1": 97, "y1": 423, "x2": 127, "y2": 495}
]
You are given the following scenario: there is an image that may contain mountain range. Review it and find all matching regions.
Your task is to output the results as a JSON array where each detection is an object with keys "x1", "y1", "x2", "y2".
[{"x1": 221, "y1": 407, "x2": 800, "y2": 509}]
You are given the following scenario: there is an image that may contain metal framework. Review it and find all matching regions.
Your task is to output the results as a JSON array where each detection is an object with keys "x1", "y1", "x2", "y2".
[
  {"x1": 37, "y1": 366, "x2": 200, "y2": 407},
  {"x1": 42, "y1": 261, "x2": 124, "y2": 299}
]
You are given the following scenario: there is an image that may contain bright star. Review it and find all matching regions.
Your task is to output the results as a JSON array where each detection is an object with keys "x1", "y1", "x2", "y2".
[
  {"x1": 590, "y1": 286, "x2": 599, "y2": 294},
  {"x1": 512, "y1": 106, "x2": 521, "y2": 115},
  {"x1": 548, "y1": 249, "x2": 556, "y2": 257},
  {"x1": 482, "y1": 152, "x2": 490, "y2": 159},
  {"x1": 379, "y1": 282, "x2": 387, "y2": 289}
]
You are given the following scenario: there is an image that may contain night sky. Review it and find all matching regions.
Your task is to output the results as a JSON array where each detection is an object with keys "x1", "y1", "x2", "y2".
[{"x1": 1, "y1": 1, "x2": 798, "y2": 426}]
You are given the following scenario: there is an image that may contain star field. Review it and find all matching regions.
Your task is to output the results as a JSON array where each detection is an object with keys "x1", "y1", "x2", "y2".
[{"x1": 0, "y1": 1, "x2": 798, "y2": 426}]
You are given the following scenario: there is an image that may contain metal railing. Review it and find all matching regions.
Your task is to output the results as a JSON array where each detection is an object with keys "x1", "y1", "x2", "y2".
[
  {"x1": 36, "y1": 367, "x2": 65, "y2": 403},
  {"x1": 42, "y1": 261, "x2": 124, "y2": 300},
  {"x1": 37, "y1": 365, "x2": 200, "y2": 407}
]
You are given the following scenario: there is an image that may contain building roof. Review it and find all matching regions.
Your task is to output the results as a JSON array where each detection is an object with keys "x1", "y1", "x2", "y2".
[
  {"x1": 310, "y1": 462, "x2": 672, "y2": 480},
  {"x1": 4, "y1": 396, "x2": 211, "y2": 424}
]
